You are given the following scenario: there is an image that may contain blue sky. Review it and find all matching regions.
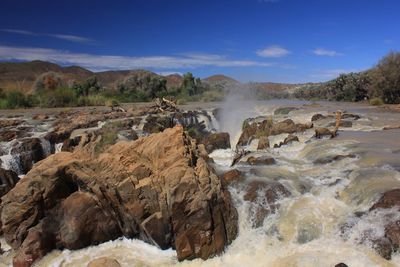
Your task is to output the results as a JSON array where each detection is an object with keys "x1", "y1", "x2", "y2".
[{"x1": 0, "y1": 0, "x2": 399, "y2": 83}]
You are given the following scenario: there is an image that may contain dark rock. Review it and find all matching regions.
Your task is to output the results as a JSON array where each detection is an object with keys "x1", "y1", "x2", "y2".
[
  {"x1": 0, "y1": 168, "x2": 19, "y2": 197},
  {"x1": 11, "y1": 138, "x2": 46, "y2": 173},
  {"x1": 61, "y1": 136, "x2": 82, "y2": 152},
  {"x1": 32, "y1": 115, "x2": 49, "y2": 121},
  {"x1": 273, "y1": 134, "x2": 299, "y2": 148},
  {"x1": 328, "y1": 120, "x2": 353, "y2": 128},
  {"x1": 244, "y1": 181, "x2": 291, "y2": 227},
  {"x1": 311, "y1": 114, "x2": 327, "y2": 121},
  {"x1": 313, "y1": 154, "x2": 356, "y2": 164},
  {"x1": 143, "y1": 115, "x2": 174, "y2": 134},
  {"x1": 335, "y1": 263, "x2": 348, "y2": 267},
  {"x1": 202, "y1": 132, "x2": 230, "y2": 153},
  {"x1": 274, "y1": 107, "x2": 299, "y2": 115},
  {"x1": 342, "y1": 113, "x2": 360, "y2": 120},
  {"x1": 246, "y1": 156, "x2": 276, "y2": 166},
  {"x1": 221, "y1": 169, "x2": 245, "y2": 185},
  {"x1": 370, "y1": 189, "x2": 400, "y2": 211}
]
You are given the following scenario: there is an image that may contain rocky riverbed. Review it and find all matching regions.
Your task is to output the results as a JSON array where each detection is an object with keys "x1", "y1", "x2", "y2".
[{"x1": 1, "y1": 100, "x2": 400, "y2": 267}]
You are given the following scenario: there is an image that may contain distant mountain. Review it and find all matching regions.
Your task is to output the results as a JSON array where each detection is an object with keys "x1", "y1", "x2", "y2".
[
  {"x1": 0, "y1": 61, "x2": 184, "y2": 93},
  {"x1": 0, "y1": 60, "x2": 303, "y2": 95}
]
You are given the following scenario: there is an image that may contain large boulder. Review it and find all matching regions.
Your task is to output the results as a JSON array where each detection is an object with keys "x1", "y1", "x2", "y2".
[
  {"x1": 202, "y1": 132, "x2": 231, "y2": 153},
  {"x1": 11, "y1": 138, "x2": 47, "y2": 173},
  {"x1": 1, "y1": 125, "x2": 238, "y2": 266},
  {"x1": 244, "y1": 181, "x2": 291, "y2": 227}
]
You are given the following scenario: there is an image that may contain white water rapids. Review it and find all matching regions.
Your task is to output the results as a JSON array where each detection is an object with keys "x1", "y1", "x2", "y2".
[{"x1": 1, "y1": 100, "x2": 400, "y2": 267}]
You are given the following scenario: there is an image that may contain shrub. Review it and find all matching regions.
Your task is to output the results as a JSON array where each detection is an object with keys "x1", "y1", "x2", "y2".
[
  {"x1": 33, "y1": 72, "x2": 64, "y2": 92},
  {"x1": 78, "y1": 95, "x2": 107, "y2": 106},
  {"x1": 368, "y1": 52, "x2": 400, "y2": 104},
  {"x1": 0, "y1": 91, "x2": 29, "y2": 109},
  {"x1": 37, "y1": 88, "x2": 77, "y2": 108},
  {"x1": 370, "y1": 97, "x2": 384, "y2": 106}
]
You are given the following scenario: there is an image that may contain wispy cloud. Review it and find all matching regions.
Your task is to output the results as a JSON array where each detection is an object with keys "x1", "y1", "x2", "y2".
[
  {"x1": 0, "y1": 46, "x2": 273, "y2": 71},
  {"x1": 313, "y1": 48, "x2": 343, "y2": 57},
  {"x1": 256, "y1": 45, "x2": 290, "y2": 58},
  {"x1": 0, "y1": 29, "x2": 93, "y2": 43}
]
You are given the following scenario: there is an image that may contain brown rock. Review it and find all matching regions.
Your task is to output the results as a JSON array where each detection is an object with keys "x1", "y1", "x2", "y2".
[
  {"x1": 0, "y1": 119, "x2": 23, "y2": 128},
  {"x1": 257, "y1": 136, "x2": 270, "y2": 150},
  {"x1": 87, "y1": 257, "x2": 121, "y2": 267},
  {"x1": 0, "y1": 168, "x2": 19, "y2": 197},
  {"x1": 273, "y1": 134, "x2": 299, "y2": 148},
  {"x1": 311, "y1": 114, "x2": 327, "y2": 121},
  {"x1": 315, "y1": 127, "x2": 336, "y2": 139},
  {"x1": 221, "y1": 169, "x2": 245, "y2": 185},
  {"x1": 246, "y1": 156, "x2": 276, "y2": 165},
  {"x1": 328, "y1": 120, "x2": 353, "y2": 128},
  {"x1": 370, "y1": 189, "x2": 400, "y2": 211},
  {"x1": 1, "y1": 125, "x2": 238, "y2": 266},
  {"x1": 244, "y1": 181, "x2": 290, "y2": 227},
  {"x1": 32, "y1": 114, "x2": 49, "y2": 121},
  {"x1": 202, "y1": 132, "x2": 231, "y2": 153}
]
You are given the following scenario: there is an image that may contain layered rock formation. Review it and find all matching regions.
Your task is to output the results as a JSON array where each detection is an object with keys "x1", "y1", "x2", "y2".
[{"x1": 1, "y1": 125, "x2": 238, "y2": 267}]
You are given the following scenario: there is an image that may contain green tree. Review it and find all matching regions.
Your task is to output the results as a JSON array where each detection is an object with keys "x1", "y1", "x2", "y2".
[{"x1": 368, "y1": 52, "x2": 400, "y2": 104}]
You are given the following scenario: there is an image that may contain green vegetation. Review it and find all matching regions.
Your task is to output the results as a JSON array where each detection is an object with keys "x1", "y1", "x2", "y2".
[
  {"x1": 294, "y1": 51, "x2": 400, "y2": 104},
  {"x1": 370, "y1": 97, "x2": 384, "y2": 106},
  {"x1": 0, "y1": 90, "x2": 31, "y2": 109}
]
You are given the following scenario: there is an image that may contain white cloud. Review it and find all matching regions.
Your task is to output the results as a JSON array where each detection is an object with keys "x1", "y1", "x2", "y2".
[
  {"x1": 313, "y1": 48, "x2": 343, "y2": 57},
  {"x1": 256, "y1": 45, "x2": 290, "y2": 58},
  {"x1": 0, "y1": 46, "x2": 273, "y2": 71},
  {"x1": 0, "y1": 29, "x2": 93, "y2": 43}
]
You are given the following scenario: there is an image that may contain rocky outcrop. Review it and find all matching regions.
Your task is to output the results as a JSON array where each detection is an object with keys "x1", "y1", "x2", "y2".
[
  {"x1": 315, "y1": 128, "x2": 337, "y2": 139},
  {"x1": 0, "y1": 119, "x2": 23, "y2": 128},
  {"x1": 0, "y1": 168, "x2": 19, "y2": 235},
  {"x1": 257, "y1": 136, "x2": 270, "y2": 150},
  {"x1": 274, "y1": 107, "x2": 298, "y2": 115},
  {"x1": 244, "y1": 181, "x2": 291, "y2": 227},
  {"x1": 246, "y1": 156, "x2": 276, "y2": 166},
  {"x1": 10, "y1": 138, "x2": 48, "y2": 173},
  {"x1": 273, "y1": 134, "x2": 299, "y2": 148},
  {"x1": 1, "y1": 125, "x2": 238, "y2": 266},
  {"x1": 237, "y1": 118, "x2": 312, "y2": 147},
  {"x1": 202, "y1": 132, "x2": 230, "y2": 153},
  {"x1": 0, "y1": 168, "x2": 19, "y2": 198},
  {"x1": 220, "y1": 169, "x2": 245, "y2": 186}
]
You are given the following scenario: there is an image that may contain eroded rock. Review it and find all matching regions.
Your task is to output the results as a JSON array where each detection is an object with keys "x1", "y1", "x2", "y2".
[{"x1": 1, "y1": 125, "x2": 238, "y2": 266}]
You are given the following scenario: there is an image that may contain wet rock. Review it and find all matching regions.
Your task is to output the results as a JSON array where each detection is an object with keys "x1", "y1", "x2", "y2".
[
  {"x1": 202, "y1": 132, "x2": 230, "y2": 153},
  {"x1": 311, "y1": 113, "x2": 328, "y2": 121},
  {"x1": 87, "y1": 257, "x2": 121, "y2": 267},
  {"x1": 143, "y1": 115, "x2": 174, "y2": 134},
  {"x1": 11, "y1": 138, "x2": 46, "y2": 173},
  {"x1": 244, "y1": 181, "x2": 291, "y2": 227},
  {"x1": 0, "y1": 168, "x2": 19, "y2": 197},
  {"x1": 270, "y1": 119, "x2": 313, "y2": 136},
  {"x1": 328, "y1": 120, "x2": 353, "y2": 128},
  {"x1": 246, "y1": 156, "x2": 276, "y2": 166},
  {"x1": 370, "y1": 189, "x2": 400, "y2": 211},
  {"x1": 274, "y1": 107, "x2": 299, "y2": 115},
  {"x1": 118, "y1": 129, "x2": 139, "y2": 141},
  {"x1": 273, "y1": 134, "x2": 299, "y2": 148},
  {"x1": 61, "y1": 136, "x2": 82, "y2": 152},
  {"x1": 32, "y1": 114, "x2": 49, "y2": 121},
  {"x1": 335, "y1": 263, "x2": 348, "y2": 267},
  {"x1": 315, "y1": 127, "x2": 337, "y2": 139},
  {"x1": 1, "y1": 126, "x2": 238, "y2": 266},
  {"x1": 371, "y1": 237, "x2": 393, "y2": 260},
  {"x1": 237, "y1": 118, "x2": 312, "y2": 147},
  {"x1": 257, "y1": 136, "x2": 270, "y2": 150},
  {"x1": 313, "y1": 154, "x2": 356, "y2": 164},
  {"x1": 221, "y1": 169, "x2": 245, "y2": 185},
  {"x1": 342, "y1": 113, "x2": 360, "y2": 120},
  {"x1": 383, "y1": 125, "x2": 400, "y2": 130},
  {"x1": 0, "y1": 129, "x2": 31, "y2": 142},
  {"x1": 0, "y1": 119, "x2": 23, "y2": 128}
]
